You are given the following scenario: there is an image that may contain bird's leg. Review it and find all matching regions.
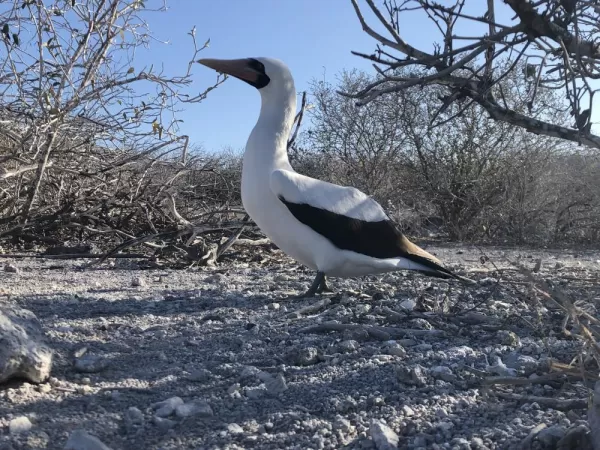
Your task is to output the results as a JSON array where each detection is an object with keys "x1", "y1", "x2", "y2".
[
  {"x1": 302, "y1": 271, "x2": 326, "y2": 297},
  {"x1": 317, "y1": 274, "x2": 333, "y2": 293}
]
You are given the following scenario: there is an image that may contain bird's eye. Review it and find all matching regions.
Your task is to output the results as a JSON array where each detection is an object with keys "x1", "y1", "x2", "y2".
[{"x1": 248, "y1": 59, "x2": 266, "y2": 75}]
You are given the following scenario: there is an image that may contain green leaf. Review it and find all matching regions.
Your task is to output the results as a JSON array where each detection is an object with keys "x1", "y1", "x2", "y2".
[{"x1": 127, "y1": 67, "x2": 135, "y2": 74}]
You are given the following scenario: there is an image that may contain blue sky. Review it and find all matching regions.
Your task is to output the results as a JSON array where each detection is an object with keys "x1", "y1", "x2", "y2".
[
  {"x1": 139, "y1": 0, "x2": 383, "y2": 152},
  {"x1": 135, "y1": 1, "x2": 594, "y2": 153}
]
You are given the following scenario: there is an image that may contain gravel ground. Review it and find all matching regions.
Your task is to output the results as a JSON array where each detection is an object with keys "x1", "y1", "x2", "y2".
[{"x1": 0, "y1": 243, "x2": 599, "y2": 450}]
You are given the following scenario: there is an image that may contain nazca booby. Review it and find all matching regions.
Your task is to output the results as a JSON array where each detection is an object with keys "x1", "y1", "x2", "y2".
[{"x1": 199, "y1": 57, "x2": 470, "y2": 296}]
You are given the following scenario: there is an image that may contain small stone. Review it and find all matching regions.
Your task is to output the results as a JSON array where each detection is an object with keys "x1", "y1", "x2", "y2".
[
  {"x1": 470, "y1": 437, "x2": 486, "y2": 449},
  {"x1": 338, "y1": 340, "x2": 359, "y2": 353},
  {"x1": 175, "y1": 400, "x2": 213, "y2": 418},
  {"x1": 64, "y1": 429, "x2": 112, "y2": 450},
  {"x1": 76, "y1": 385, "x2": 93, "y2": 394},
  {"x1": 38, "y1": 383, "x2": 51, "y2": 394},
  {"x1": 4, "y1": 263, "x2": 19, "y2": 273},
  {"x1": 187, "y1": 368, "x2": 211, "y2": 382},
  {"x1": 386, "y1": 343, "x2": 406, "y2": 357},
  {"x1": 265, "y1": 373, "x2": 288, "y2": 395},
  {"x1": 287, "y1": 346, "x2": 320, "y2": 366},
  {"x1": 73, "y1": 354, "x2": 109, "y2": 373},
  {"x1": 269, "y1": 302, "x2": 280, "y2": 310},
  {"x1": 370, "y1": 419, "x2": 399, "y2": 449},
  {"x1": 124, "y1": 406, "x2": 144, "y2": 426},
  {"x1": 81, "y1": 377, "x2": 91, "y2": 385},
  {"x1": 9, "y1": 416, "x2": 32, "y2": 434},
  {"x1": 431, "y1": 365, "x2": 457, "y2": 382},
  {"x1": 355, "y1": 304, "x2": 371, "y2": 315},
  {"x1": 245, "y1": 386, "x2": 266, "y2": 399},
  {"x1": 131, "y1": 276, "x2": 145, "y2": 287},
  {"x1": 227, "y1": 423, "x2": 244, "y2": 435},
  {"x1": 240, "y1": 365, "x2": 261, "y2": 380},
  {"x1": 535, "y1": 425, "x2": 566, "y2": 447},
  {"x1": 152, "y1": 416, "x2": 176, "y2": 432},
  {"x1": 333, "y1": 416, "x2": 354, "y2": 434},
  {"x1": 152, "y1": 396, "x2": 184, "y2": 417},
  {"x1": 399, "y1": 299, "x2": 416, "y2": 311},
  {"x1": 414, "y1": 343, "x2": 432, "y2": 352},
  {"x1": 228, "y1": 383, "x2": 241, "y2": 395},
  {"x1": 401, "y1": 405, "x2": 415, "y2": 417},
  {"x1": 497, "y1": 330, "x2": 521, "y2": 347},
  {"x1": 395, "y1": 364, "x2": 428, "y2": 387}
]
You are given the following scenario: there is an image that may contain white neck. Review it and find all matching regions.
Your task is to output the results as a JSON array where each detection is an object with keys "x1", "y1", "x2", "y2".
[{"x1": 244, "y1": 80, "x2": 297, "y2": 170}]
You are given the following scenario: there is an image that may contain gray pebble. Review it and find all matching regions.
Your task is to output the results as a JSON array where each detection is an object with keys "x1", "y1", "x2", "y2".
[
  {"x1": 338, "y1": 340, "x2": 360, "y2": 353},
  {"x1": 73, "y1": 354, "x2": 109, "y2": 373},
  {"x1": 535, "y1": 425, "x2": 566, "y2": 447},
  {"x1": 131, "y1": 276, "x2": 145, "y2": 287},
  {"x1": 124, "y1": 406, "x2": 144, "y2": 426},
  {"x1": 152, "y1": 416, "x2": 177, "y2": 432},
  {"x1": 152, "y1": 396, "x2": 184, "y2": 417},
  {"x1": 333, "y1": 416, "x2": 354, "y2": 434},
  {"x1": 287, "y1": 346, "x2": 320, "y2": 366},
  {"x1": 175, "y1": 400, "x2": 213, "y2": 418},
  {"x1": 64, "y1": 429, "x2": 112, "y2": 450},
  {"x1": 395, "y1": 364, "x2": 428, "y2": 386},
  {"x1": 187, "y1": 368, "x2": 212, "y2": 382},
  {"x1": 3, "y1": 263, "x2": 19, "y2": 274},
  {"x1": 431, "y1": 365, "x2": 457, "y2": 382},
  {"x1": 386, "y1": 343, "x2": 406, "y2": 357},
  {"x1": 265, "y1": 373, "x2": 288, "y2": 395}
]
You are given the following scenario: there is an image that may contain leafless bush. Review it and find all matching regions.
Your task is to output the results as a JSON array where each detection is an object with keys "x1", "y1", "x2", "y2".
[
  {"x1": 0, "y1": 0, "x2": 235, "y2": 252},
  {"x1": 347, "y1": 0, "x2": 600, "y2": 149}
]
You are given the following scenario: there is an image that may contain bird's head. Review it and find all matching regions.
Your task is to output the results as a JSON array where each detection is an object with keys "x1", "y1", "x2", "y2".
[{"x1": 198, "y1": 56, "x2": 294, "y2": 96}]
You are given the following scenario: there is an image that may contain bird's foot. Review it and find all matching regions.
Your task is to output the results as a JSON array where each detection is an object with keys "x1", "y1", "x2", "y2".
[{"x1": 285, "y1": 271, "x2": 334, "y2": 299}]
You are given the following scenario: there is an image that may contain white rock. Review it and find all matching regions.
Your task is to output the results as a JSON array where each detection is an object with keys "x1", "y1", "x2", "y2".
[
  {"x1": 227, "y1": 423, "x2": 244, "y2": 434},
  {"x1": 64, "y1": 429, "x2": 112, "y2": 450},
  {"x1": 401, "y1": 405, "x2": 415, "y2": 417},
  {"x1": 370, "y1": 419, "x2": 399, "y2": 449},
  {"x1": 9, "y1": 416, "x2": 32, "y2": 434},
  {"x1": 399, "y1": 299, "x2": 416, "y2": 311},
  {"x1": 0, "y1": 302, "x2": 53, "y2": 383}
]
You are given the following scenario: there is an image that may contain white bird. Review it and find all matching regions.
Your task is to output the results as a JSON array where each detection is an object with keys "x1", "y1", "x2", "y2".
[{"x1": 199, "y1": 57, "x2": 471, "y2": 297}]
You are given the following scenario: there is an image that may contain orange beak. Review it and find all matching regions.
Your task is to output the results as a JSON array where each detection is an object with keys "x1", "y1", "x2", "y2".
[{"x1": 198, "y1": 58, "x2": 261, "y2": 84}]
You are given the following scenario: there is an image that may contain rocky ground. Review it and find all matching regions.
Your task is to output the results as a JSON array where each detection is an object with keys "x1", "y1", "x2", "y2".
[{"x1": 0, "y1": 242, "x2": 599, "y2": 450}]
